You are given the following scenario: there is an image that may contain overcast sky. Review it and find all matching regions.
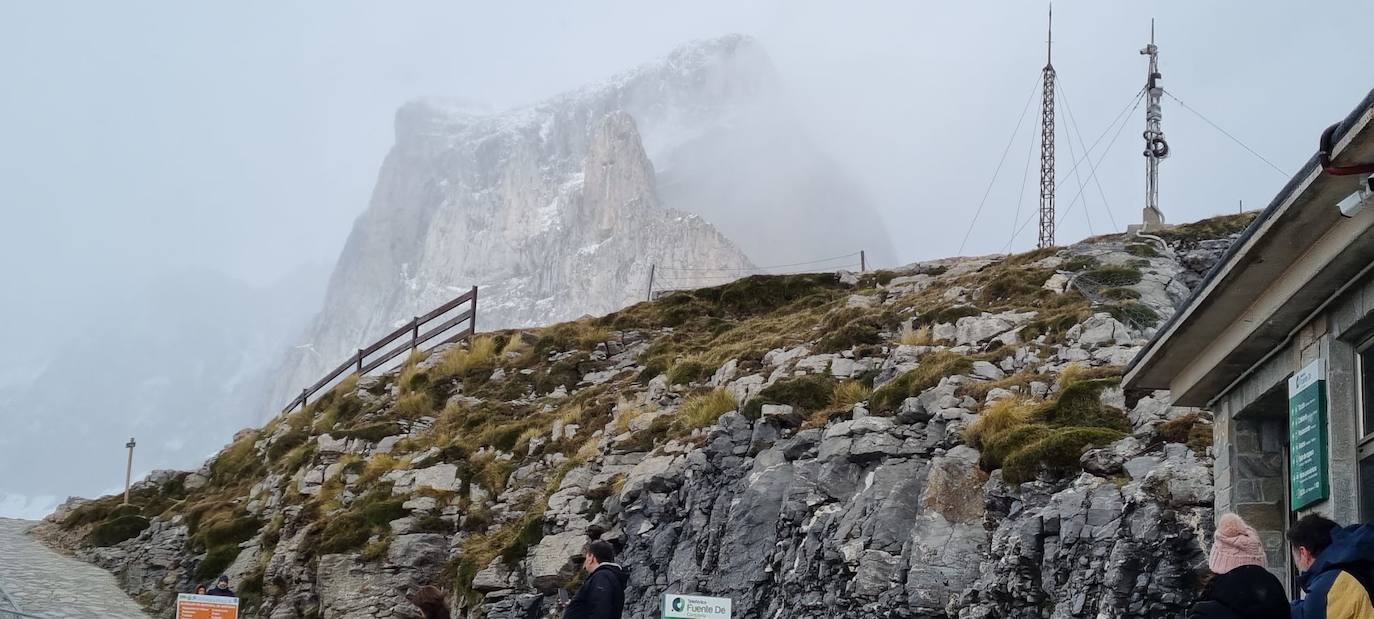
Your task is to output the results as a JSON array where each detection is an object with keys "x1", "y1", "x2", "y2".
[{"x1": 2, "y1": 2, "x2": 1371, "y2": 368}]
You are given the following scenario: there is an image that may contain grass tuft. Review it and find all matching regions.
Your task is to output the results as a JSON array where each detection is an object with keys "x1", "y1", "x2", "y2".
[
  {"x1": 666, "y1": 357, "x2": 712, "y2": 386},
  {"x1": 1001, "y1": 427, "x2": 1126, "y2": 483},
  {"x1": 1158, "y1": 412, "x2": 1213, "y2": 453},
  {"x1": 869, "y1": 351, "x2": 972, "y2": 412},
  {"x1": 1156, "y1": 212, "x2": 1257, "y2": 243},
  {"x1": 900, "y1": 324, "x2": 932, "y2": 346},
  {"x1": 1081, "y1": 266, "x2": 1143, "y2": 288},
  {"x1": 678, "y1": 389, "x2": 739, "y2": 430},
  {"x1": 831, "y1": 381, "x2": 872, "y2": 410},
  {"x1": 972, "y1": 368, "x2": 1130, "y2": 482},
  {"x1": 742, "y1": 374, "x2": 836, "y2": 419},
  {"x1": 435, "y1": 335, "x2": 499, "y2": 379},
  {"x1": 965, "y1": 397, "x2": 1035, "y2": 448}
]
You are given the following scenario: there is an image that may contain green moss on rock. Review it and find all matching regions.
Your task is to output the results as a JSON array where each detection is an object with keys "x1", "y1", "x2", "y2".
[
  {"x1": 1081, "y1": 266, "x2": 1143, "y2": 287},
  {"x1": 742, "y1": 374, "x2": 836, "y2": 419},
  {"x1": 89, "y1": 514, "x2": 150, "y2": 546},
  {"x1": 1001, "y1": 427, "x2": 1127, "y2": 484}
]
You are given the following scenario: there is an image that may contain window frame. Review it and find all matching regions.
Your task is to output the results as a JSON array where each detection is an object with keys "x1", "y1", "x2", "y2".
[{"x1": 1359, "y1": 335, "x2": 1374, "y2": 452}]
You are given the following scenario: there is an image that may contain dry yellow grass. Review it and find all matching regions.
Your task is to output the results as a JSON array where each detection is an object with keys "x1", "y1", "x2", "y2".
[
  {"x1": 900, "y1": 323, "x2": 932, "y2": 346},
  {"x1": 393, "y1": 391, "x2": 433, "y2": 419},
  {"x1": 575, "y1": 438, "x2": 602, "y2": 461},
  {"x1": 396, "y1": 349, "x2": 428, "y2": 392},
  {"x1": 357, "y1": 453, "x2": 403, "y2": 487},
  {"x1": 613, "y1": 405, "x2": 646, "y2": 436},
  {"x1": 498, "y1": 333, "x2": 535, "y2": 366},
  {"x1": 679, "y1": 389, "x2": 739, "y2": 430},
  {"x1": 1056, "y1": 363, "x2": 1086, "y2": 392},
  {"x1": 964, "y1": 396, "x2": 1036, "y2": 448},
  {"x1": 831, "y1": 381, "x2": 872, "y2": 410},
  {"x1": 435, "y1": 335, "x2": 498, "y2": 378},
  {"x1": 513, "y1": 426, "x2": 546, "y2": 456}
]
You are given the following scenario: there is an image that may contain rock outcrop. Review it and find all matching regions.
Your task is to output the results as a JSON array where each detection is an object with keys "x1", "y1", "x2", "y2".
[
  {"x1": 271, "y1": 35, "x2": 896, "y2": 412},
  {"x1": 40, "y1": 215, "x2": 1252, "y2": 619}
]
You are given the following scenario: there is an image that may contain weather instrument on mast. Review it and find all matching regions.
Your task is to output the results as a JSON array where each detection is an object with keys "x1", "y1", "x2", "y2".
[{"x1": 1140, "y1": 20, "x2": 1169, "y2": 231}]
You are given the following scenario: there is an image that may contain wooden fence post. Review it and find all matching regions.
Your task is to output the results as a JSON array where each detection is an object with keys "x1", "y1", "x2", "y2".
[
  {"x1": 646, "y1": 264, "x2": 655, "y2": 301},
  {"x1": 470, "y1": 286, "x2": 479, "y2": 335},
  {"x1": 356, "y1": 349, "x2": 364, "y2": 373},
  {"x1": 411, "y1": 317, "x2": 419, "y2": 350},
  {"x1": 860, "y1": 250, "x2": 866, "y2": 272}
]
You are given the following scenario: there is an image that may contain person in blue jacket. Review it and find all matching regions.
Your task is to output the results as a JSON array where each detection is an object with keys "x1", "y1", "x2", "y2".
[{"x1": 1289, "y1": 514, "x2": 1374, "y2": 619}]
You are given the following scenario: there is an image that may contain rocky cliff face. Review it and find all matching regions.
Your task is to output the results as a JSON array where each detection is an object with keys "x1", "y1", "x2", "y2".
[
  {"x1": 271, "y1": 35, "x2": 895, "y2": 413},
  {"x1": 40, "y1": 215, "x2": 1255, "y2": 619}
]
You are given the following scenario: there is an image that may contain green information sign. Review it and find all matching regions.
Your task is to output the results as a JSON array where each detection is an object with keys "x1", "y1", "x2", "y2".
[{"x1": 1288, "y1": 359, "x2": 1330, "y2": 511}]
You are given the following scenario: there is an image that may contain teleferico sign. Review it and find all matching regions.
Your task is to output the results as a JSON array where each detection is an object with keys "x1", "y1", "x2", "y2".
[{"x1": 662, "y1": 593, "x2": 732, "y2": 619}]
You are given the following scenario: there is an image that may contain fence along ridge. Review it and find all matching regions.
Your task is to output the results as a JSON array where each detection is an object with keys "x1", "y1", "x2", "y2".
[{"x1": 282, "y1": 286, "x2": 478, "y2": 413}]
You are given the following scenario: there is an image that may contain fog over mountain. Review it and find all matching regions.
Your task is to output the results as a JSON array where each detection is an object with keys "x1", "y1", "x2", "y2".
[
  {"x1": 0, "y1": 268, "x2": 326, "y2": 518},
  {"x1": 270, "y1": 36, "x2": 894, "y2": 410}
]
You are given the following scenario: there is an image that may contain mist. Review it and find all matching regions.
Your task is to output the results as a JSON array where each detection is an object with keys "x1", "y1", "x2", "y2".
[{"x1": 2, "y1": 1, "x2": 1371, "y2": 517}]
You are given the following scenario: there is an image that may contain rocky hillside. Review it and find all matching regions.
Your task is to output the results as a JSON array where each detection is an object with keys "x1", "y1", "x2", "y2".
[
  {"x1": 272, "y1": 34, "x2": 895, "y2": 411},
  {"x1": 39, "y1": 214, "x2": 1254, "y2": 619}
]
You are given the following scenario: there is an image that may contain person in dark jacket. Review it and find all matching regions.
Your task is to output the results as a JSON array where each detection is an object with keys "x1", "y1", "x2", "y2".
[
  {"x1": 1289, "y1": 515, "x2": 1374, "y2": 619},
  {"x1": 1188, "y1": 513, "x2": 1288, "y2": 619},
  {"x1": 564, "y1": 540, "x2": 629, "y2": 619},
  {"x1": 206, "y1": 575, "x2": 234, "y2": 597}
]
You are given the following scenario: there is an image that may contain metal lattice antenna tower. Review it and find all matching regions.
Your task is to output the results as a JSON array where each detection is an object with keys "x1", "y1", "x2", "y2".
[
  {"x1": 1037, "y1": 5, "x2": 1057, "y2": 249},
  {"x1": 1140, "y1": 19, "x2": 1169, "y2": 229}
]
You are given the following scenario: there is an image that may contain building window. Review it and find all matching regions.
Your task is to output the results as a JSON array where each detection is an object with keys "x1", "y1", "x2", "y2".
[
  {"x1": 1362, "y1": 345, "x2": 1374, "y2": 437},
  {"x1": 1363, "y1": 455, "x2": 1374, "y2": 522}
]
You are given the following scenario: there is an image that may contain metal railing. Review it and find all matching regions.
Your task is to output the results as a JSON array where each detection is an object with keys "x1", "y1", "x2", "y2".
[
  {"x1": 281, "y1": 286, "x2": 478, "y2": 413},
  {"x1": 1069, "y1": 272, "x2": 1158, "y2": 333}
]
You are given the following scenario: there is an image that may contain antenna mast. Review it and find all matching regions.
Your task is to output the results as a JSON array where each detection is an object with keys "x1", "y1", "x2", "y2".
[
  {"x1": 1140, "y1": 19, "x2": 1168, "y2": 229},
  {"x1": 1037, "y1": 4, "x2": 1057, "y2": 248}
]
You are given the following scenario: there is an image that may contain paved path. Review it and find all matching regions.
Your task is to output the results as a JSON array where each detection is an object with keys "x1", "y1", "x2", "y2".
[{"x1": 0, "y1": 518, "x2": 150, "y2": 618}]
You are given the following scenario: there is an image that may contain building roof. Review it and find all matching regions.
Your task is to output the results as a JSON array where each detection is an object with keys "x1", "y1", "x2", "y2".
[{"x1": 1123, "y1": 87, "x2": 1374, "y2": 406}]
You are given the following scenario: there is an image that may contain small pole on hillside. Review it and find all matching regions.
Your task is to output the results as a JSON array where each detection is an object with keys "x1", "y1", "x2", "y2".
[
  {"x1": 860, "y1": 250, "x2": 866, "y2": 272},
  {"x1": 123, "y1": 437, "x2": 136, "y2": 505},
  {"x1": 1239, "y1": 199, "x2": 1243, "y2": 214},
  {"x1": 646, "y1": 264, "x2": 656, "y2": 301}
]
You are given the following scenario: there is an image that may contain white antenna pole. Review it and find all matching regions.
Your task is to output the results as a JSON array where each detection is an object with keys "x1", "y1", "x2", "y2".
[{"x1": 1140, "y1": 19, "x2": 1168, "y2": 230}]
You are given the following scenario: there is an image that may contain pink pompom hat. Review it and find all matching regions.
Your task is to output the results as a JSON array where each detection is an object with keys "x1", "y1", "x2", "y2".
[{"x1": 1209, "y1": 513, "x2": 1267, "y2": 574}]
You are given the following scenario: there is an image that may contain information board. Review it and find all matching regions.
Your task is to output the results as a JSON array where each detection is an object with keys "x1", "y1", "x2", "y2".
[
  {"x1": 176, "y1": 593, "x2": 239, "y2": 619},
  {"x1": 662, "y1": 593, "x2": 731, "y2": 619},
  {"x1": 1288, "y1": 358, "x2": 1330, "y2": 511}
]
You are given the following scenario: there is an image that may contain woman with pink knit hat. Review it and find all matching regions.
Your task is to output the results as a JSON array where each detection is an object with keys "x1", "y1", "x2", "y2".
[{"x1": 1187, "y1": 513, "x2": 1288, "y2": 619}]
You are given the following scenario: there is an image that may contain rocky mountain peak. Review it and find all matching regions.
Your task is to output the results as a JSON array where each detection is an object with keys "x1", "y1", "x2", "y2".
[
  {"x1": 271, "y1": 36, "x2": 893, "y2": 410},
  {"x1": 578, "y1": 111, "x2": 657, "y2": 229}
]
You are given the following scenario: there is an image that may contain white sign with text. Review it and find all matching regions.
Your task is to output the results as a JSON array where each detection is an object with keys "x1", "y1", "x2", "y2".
[{"x1": 662, "y1": 593, "x2": 731, "y2": 619}]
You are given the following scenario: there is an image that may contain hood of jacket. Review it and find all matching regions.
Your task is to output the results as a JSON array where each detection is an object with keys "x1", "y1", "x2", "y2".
[
  {"x1": 1301, "y1": 523, "x2": 1374, "y2": 589},
  {"x1": 595, "y1": 562, "x2": 630, "y2": 588}
]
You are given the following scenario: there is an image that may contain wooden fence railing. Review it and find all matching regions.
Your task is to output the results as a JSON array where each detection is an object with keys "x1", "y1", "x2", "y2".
[{"x1": 282, "y1": 286, "x2": 478, "y2": 413}]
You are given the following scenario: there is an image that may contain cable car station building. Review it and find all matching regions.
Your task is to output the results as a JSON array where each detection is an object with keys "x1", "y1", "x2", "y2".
[{"x1": 1124, "y1": 88, "x2": 1374, "y2": 584}]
